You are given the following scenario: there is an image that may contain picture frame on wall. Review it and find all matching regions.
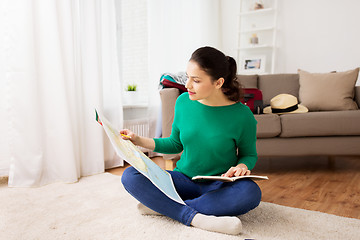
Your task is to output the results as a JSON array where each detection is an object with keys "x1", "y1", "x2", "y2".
[{"x1": 240, "y1": 55, "x2": 266, "y2": 73}]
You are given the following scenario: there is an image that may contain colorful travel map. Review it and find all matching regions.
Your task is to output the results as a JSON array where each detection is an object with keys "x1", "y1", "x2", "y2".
[{"x1": 96, "y1": 110, "x2": 185, "y2": 205}]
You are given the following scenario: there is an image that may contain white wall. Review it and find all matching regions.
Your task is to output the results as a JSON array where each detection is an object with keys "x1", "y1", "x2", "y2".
[
  {"x1": 277, "y1": 0, "x2": 360, "y2": 74},
  {"x1": 146, "y1": 0, "x2": 222, "y2": 137},
  {"x1": 148, "y1": 0, "x2": 221, "y2": 78},
  {"x1": 219, "y1": 0, "x2": 240, "y2": 57},
  {"x1": 221, "y1": 0, "x2": 360, "y2": 84}
]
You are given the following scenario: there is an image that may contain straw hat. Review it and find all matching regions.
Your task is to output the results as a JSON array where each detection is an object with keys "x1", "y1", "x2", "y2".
[{"x1": 263, "y1": 94, "x2": 308, "y2": 114}]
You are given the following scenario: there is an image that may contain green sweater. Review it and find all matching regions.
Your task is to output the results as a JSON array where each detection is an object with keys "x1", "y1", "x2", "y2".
[{"x1": 154, "y1": 92, "x2": 258, "y2": 178}]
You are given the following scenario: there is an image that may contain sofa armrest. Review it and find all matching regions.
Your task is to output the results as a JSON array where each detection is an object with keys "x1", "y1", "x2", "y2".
[
  {"x1": 159, "y1": 88, "x2": 180, "y2": 138},
  {"x1": 355, "y1": 86, "x2": 360, "y2": 108}
]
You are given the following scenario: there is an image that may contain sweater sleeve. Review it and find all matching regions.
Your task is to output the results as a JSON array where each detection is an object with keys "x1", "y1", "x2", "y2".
[
  {"x1": 237, "y1": 115, "x2": 258, "y2": 170},
  {"x1": 153, "y1": 126, "x2": 183, "y2": 154},
  {"x1": 153, "y1": 94, "x2": 184, "y2": 154}
]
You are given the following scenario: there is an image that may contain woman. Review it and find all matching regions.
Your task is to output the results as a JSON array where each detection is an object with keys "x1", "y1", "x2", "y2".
[{"x1": 121, "y1": 46, "x2": 261, "y2": 235}]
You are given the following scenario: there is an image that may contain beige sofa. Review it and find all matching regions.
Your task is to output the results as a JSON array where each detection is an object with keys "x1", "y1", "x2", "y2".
[{"x1": 159, "y1": 73, "x2": 360, "y2": 159}]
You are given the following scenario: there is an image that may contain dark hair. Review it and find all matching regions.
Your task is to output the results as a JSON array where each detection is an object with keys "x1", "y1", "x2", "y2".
[{"x1": 189, "y1": 46, "x2": 244, "y2": 102}]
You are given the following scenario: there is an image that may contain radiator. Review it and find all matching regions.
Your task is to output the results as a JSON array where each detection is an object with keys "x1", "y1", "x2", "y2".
[{"x1": 123, "y1": 118, "x2": 150, "y2": 152}]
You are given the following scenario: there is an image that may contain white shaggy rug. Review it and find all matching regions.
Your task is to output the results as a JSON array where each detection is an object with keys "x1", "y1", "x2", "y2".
[{"x1": 1, "y1": 173, "x2": 359, "y2": 240}]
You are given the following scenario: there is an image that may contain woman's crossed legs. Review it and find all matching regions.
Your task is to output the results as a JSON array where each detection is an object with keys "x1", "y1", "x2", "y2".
[{"x1": 121, "y1": 167, "x2": 261, "y2": 235}]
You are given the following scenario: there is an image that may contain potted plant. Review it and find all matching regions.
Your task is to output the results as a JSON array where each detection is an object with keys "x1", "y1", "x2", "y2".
[
  {"x1": 123, "y1": 84, "x2": 139, "y2": 105},
  {"x1": 126, "y1": 84, "x2": 137, "y2": 92}
]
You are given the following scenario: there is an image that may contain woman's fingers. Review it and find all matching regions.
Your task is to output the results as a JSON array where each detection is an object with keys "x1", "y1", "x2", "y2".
[
  {"x1": 120, "y1": 129, "x2": 134, "y2": 139},
  {"x1": 223, "y1": 167, "x2": 250, "y2": 177}
]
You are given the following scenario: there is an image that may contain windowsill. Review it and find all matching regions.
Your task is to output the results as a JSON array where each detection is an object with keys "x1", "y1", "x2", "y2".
[
  {"x1": 123, "y1": 103, "x2": 148, "y2": 120},
  {"x1": 123, "y1": 103, "x2": 148, "y2": 109}
]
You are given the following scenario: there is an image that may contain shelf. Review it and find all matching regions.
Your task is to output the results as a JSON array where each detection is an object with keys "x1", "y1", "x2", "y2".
[
  {"x1": 239, "y1": 44, "x2": 274, "y2": 50},
  {"x1": 240, "y1": 26, "x2": 275, "y2": 34},
  {"x1": 237, "y1": 0, "x2": 278, "y2": 74},
  {"x1": 239, "y1": 8, "x2": 275, "y2": 16}
]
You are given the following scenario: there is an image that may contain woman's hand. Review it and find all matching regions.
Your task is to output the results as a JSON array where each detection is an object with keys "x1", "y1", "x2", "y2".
[
  {"x1": 120, "y1": 129, "x2": 139, "y2": 144},
  {"x1": 221, "y1": 164, "x2": 251, "y2": 177},
  {"x1": 120, "y1": 129, "x2": 156, "y2": 151}
]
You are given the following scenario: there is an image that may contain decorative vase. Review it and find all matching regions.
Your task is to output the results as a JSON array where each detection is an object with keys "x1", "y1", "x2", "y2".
[{"x1": 250, "y1": 33, "x2": 259, "y2": 44}]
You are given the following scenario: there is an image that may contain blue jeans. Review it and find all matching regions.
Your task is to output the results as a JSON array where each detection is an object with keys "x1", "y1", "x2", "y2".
[{"x1": 121, "y1": 167, "x2": 262, "y2": 226}]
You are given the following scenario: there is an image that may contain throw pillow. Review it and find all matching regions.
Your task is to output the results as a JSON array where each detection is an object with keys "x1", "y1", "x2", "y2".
[{"x1": 298, "y1": 68, "x2": 359, "y2": 111}]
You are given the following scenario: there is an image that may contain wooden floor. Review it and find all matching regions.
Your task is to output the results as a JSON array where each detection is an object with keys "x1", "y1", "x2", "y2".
[{"x1": 107, "y1": 155, "x2": 360, "y2": 219}]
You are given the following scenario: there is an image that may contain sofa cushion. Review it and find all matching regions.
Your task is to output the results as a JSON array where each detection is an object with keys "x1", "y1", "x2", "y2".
[
  {"x1": 298, "y1": 68, "x2": 359, "y2": 111},
  {"x1": 258, "y1": 74, "x2": 300, "y2": 106},
  {"x1": 237, "y1": 74, "x2": 257, "y2": 88},
  {"x1": 254, "y1": 114, "x2": 281, "y2": 138},
  {"x1": 257, "y1": 136, "x2": 360, "y2": 156},
  {"x1": 279, "y1": 111, "x2": 360, "y2": 137}
]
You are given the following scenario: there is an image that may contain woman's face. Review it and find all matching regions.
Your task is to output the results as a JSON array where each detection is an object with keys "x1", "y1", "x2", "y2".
[{"x1": 185, "y1": 60, "x2": 222, "y2": 103}]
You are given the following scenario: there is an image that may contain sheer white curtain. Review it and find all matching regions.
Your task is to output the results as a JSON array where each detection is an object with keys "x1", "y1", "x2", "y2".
[{"x1": 0, "y1": 0, "x2": 123, "y2": 187}]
